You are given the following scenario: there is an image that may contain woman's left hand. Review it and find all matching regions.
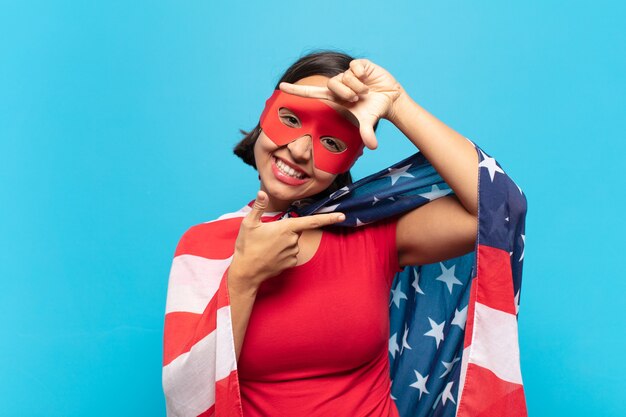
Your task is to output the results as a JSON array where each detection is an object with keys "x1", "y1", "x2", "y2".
[{"x1": 279, "y1": 58, "x2": 406, "y2": 150}]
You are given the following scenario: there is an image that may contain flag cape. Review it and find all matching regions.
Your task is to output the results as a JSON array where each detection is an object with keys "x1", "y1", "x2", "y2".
[{"x1": 162, "y1": 138, "x2": 528, "y2": 416}]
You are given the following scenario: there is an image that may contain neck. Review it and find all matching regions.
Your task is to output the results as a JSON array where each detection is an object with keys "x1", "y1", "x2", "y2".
[
  {"x1": 259, "y1": 184, "x2": 292, "y2": 213},
  {"x1": 264, "y1": 198, "x2": 291, "y2": 213}
]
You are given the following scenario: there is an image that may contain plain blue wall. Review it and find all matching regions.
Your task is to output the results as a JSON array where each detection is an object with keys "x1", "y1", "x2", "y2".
[{"x1": 2, "y1": 1, "x2": 624, "y2": 416}]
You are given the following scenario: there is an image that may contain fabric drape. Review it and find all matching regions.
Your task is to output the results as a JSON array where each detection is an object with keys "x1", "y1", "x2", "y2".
[{"x1": 162, "y1": 139, "x2": 528, "y2": 417}]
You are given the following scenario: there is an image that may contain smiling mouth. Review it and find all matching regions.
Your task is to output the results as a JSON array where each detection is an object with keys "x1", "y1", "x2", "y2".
[{"x1": 273, "y1": 156, "x2": 309, "y2": 180}]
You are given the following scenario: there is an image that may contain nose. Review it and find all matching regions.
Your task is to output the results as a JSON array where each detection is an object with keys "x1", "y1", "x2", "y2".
[{"x1": 286, "y1": 134, "x2": 313, "y2": 162}]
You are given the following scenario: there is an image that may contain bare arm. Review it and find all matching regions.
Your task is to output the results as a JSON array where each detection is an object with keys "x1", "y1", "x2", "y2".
[
  {"x1": 388, "y1": 91, "x2": 479, "y2": 217},
  {"x1": 388, "y1": 91, "x2": 479, "y2": 266},
  {"x1": 277, "y1": 59, "x2": 479, "y2": 266},
  {"x1": 227, "y1": 266, "x2": 258, "y2": 361}
]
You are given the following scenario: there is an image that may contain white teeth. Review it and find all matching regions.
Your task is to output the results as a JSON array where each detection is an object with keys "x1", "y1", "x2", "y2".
[{"x1": 275, "y1": 158, "x2": 306, "y2": 179}]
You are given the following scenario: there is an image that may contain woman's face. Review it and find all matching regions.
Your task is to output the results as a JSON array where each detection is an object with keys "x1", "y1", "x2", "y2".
[{"x1": 254, "y1": 74, "x2": 359, "y2": 212}]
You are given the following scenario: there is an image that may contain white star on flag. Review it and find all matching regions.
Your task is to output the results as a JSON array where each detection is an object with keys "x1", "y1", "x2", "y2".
[
  {"x1": 390, "y1": 281, "x2": 407, "y2": 308},
  {"x1": 382, "y1": 164, "x2": 414, "y2": 185},
  {"x1": 419, "y1": 184, "x2": 452, "y2": 201},
  {"x1": 440, "y1": 356, "x2": 460, "y2": 378},
  {"x1": 401, "y1": 324, "x2": 412, "y2": 354},
  {"x1": 478, "y1": 149, "x2": 505, "y2": 182},
  {"x1": 514, "y1": 290, "x2": 520, "y2": 315},
  {"x1": 315, "y1": 203, "x2": 340, "y2": 213},
  {"x1": 451, "y1": 305, "x2": 467, "y2": 330},
  {"x1": 412, "y1": 268, "x2": 425, "y2": 295},
  {"x1": 436, "y1": 263, "x2": 462, "y2": 294},
  {"x1": 355, "y1": 217, "x2": 372, "y2": 226},
  {"x1": 372, "y1": 196, "x2": 380, "y2": 205},
  {"x1": 432, "y1": 381, "x2": 457, "y2": 410},
  {"x1": 330, "y1": 186, "x2": 350, "y2": 199},
  {"x1": 441, "y1": 381, "x2": 456, "y2": 405},
  {"x1": 519, "y1": 234, "x2": 525, "y2": 262},
  {"x1": 424, "y1": 317, "x2": 445, "y2": 348},
  {"x1": 409, "y1": 370, "x2": 430, "y2": 400},
  {"x1": 389, "y1": 333, "x2": 400, "y2": 358}
]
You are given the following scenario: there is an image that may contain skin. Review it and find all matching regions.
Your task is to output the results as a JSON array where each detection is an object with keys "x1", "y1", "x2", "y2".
[
  {"x1": 253, "y1": 75, "x2": 359, "y2": 213},
  {"x1": 228, "y1": 60, "x2": 479, "y2": 361}
]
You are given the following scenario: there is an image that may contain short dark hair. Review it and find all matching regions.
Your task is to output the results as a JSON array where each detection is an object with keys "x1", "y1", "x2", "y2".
[{"x1": 233, "y1": 49, "x2": 379, "y2": 199}]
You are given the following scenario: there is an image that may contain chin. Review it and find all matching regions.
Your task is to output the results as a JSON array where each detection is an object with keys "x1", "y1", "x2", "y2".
[
  {"x1": 266, "y1": 183, "x2": 313, "y2": 202},
  {"x1": 262, "y1": 176, "x2": 328, "y2": 206}
]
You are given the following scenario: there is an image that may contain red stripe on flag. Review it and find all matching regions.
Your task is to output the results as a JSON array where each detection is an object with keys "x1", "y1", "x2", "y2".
[
  {"x1": 197, "y1": 404, "x2": 215, "y2": 417},
  {"x1": 163, "y1": 309, "x2": 214, "y2": 367},
  {"x1": 163, "y1": 271, "x2": 232, "y2": 366},
  {"x1": 216, "y1": 370, "x2": 244, "y2": 417},
  {"x1": 475, "y1": 244, "x2": 517, "y2": 315},
  {"x1": 457, "y1": 363, "x2": 527, "y2": 417},
  {"x1": 174, "y1": 218, "x2": 243, "y2": 259}
]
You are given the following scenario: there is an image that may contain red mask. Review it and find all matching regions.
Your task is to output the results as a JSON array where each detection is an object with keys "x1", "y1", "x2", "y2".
[{"x1": 259, "y1": 89, "x2": 364, "y2": 174}]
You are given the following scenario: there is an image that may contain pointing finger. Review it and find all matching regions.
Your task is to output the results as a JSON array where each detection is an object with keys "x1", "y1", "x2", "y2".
[
  {"x1": 279, "y1": 82, "x2": 334, "y2": 100},
  {"x1": 286, "y1": 212, "x2": 346, "y2": 232}
]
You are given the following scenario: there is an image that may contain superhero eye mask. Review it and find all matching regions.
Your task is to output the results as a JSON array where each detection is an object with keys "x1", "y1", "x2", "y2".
[{"x1": 259, "y1": 89, "x2": 364, "y2": 174}]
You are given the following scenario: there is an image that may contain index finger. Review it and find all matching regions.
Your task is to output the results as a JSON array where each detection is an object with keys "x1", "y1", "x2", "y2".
[
  {"x1": 279, "y1": 82, "x2": 334, "y2": 100},
  {"x1": 285, "y1": 212, "x2": 346, "y2": 232}
]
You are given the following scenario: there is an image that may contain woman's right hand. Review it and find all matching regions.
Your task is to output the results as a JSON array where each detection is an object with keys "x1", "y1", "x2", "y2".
[{"x1": 227, "y1": 190, "x2": 345, "y2": 294}]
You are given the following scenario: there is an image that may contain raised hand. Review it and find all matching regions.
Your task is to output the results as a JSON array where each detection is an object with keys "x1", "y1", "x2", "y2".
[
  {"x1": 278, "y1": 58, "x2": 406, "y2": 150},
  {"x1": 228, "y1": 190, "x2": 346, "y2": 293}
]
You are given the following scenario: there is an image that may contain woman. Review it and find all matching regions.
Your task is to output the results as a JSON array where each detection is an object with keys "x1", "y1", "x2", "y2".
[
  {"x1": 228, "y1": 51, "x2": 478, "y2": 416},
  {"x1": 162, "y1": 50, "x2": 485, "y2": 417}
]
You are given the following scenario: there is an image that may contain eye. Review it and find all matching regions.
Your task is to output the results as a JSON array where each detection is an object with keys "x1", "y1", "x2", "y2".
[
  {"x1": 320, "y1": 137, "x2": 347, "y2": 153},
  {"x1": 278, "y1": 107, "x2": 301, "y2": 128}
]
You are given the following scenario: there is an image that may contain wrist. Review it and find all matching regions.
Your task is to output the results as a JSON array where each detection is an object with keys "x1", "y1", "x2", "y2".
[
  {"x1": 227, "y1": 262, "x2": 259, "y2": 297},
  {"x1": 386, "y1": 87, "x2": 413, "y2": 125}
]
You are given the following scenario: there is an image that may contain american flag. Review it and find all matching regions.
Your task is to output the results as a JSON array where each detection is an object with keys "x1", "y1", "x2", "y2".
[{"x1": 162, "y1": 139, "x2": 528, "y2": 416}]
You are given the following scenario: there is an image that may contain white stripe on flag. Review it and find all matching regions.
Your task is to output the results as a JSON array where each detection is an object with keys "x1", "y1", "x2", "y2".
[
  {"x1": 165, "y1": 254, "x2": 232, "y2": 314},
  {"x1": 163, "y1": 305, "x2": 237, "y2": 417},
  {"x1": 216, "y1": 306, "x2": 237, "y2": 380},
  {"x1": 163, "y1": 330, "x2": 217, "y2": 417},
  {"x1": 470, "y1": 302, "x2": 523, "y2": 384}
]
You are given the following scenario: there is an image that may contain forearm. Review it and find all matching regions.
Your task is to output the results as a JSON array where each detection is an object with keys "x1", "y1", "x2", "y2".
[
  {"x1": 388, "y1": 90, "x2": 479, "y2": 216},
  {"x1": 227, "y1": 266, "x2": 259, "y2": 361}
]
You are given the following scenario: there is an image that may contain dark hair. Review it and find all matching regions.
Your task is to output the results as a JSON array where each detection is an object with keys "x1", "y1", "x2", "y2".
[{"x1": 233, "y1": 49, "x2": 379, "y2": 199}]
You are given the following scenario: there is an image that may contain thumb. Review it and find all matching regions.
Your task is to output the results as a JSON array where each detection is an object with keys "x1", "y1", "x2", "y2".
[
  {"x1": 359, "y1": 121, "x2": 378, "y2": 150},
  {"x1": 246, "y1": 190, "x2": 268, "y2": 224}
]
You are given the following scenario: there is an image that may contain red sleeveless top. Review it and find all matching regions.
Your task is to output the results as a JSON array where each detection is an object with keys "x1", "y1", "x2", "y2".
[{"x1": 237, "y1": 216, "x2": 404, "y2": 416}]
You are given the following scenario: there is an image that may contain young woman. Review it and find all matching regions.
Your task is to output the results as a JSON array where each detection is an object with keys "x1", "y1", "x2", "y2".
[{"x1": 225, "y1": 51, "x2": 479, "y2": 416}]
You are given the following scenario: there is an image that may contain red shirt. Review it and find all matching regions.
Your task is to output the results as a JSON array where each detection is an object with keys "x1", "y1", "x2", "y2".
[{"x1": 238, "y1": 216, "x2": 404, "y2": 416}]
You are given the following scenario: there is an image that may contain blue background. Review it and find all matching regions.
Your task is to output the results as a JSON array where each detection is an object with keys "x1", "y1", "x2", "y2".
[{"x1": 1, "y1": 1, "x2": 624, "y2": 416}]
